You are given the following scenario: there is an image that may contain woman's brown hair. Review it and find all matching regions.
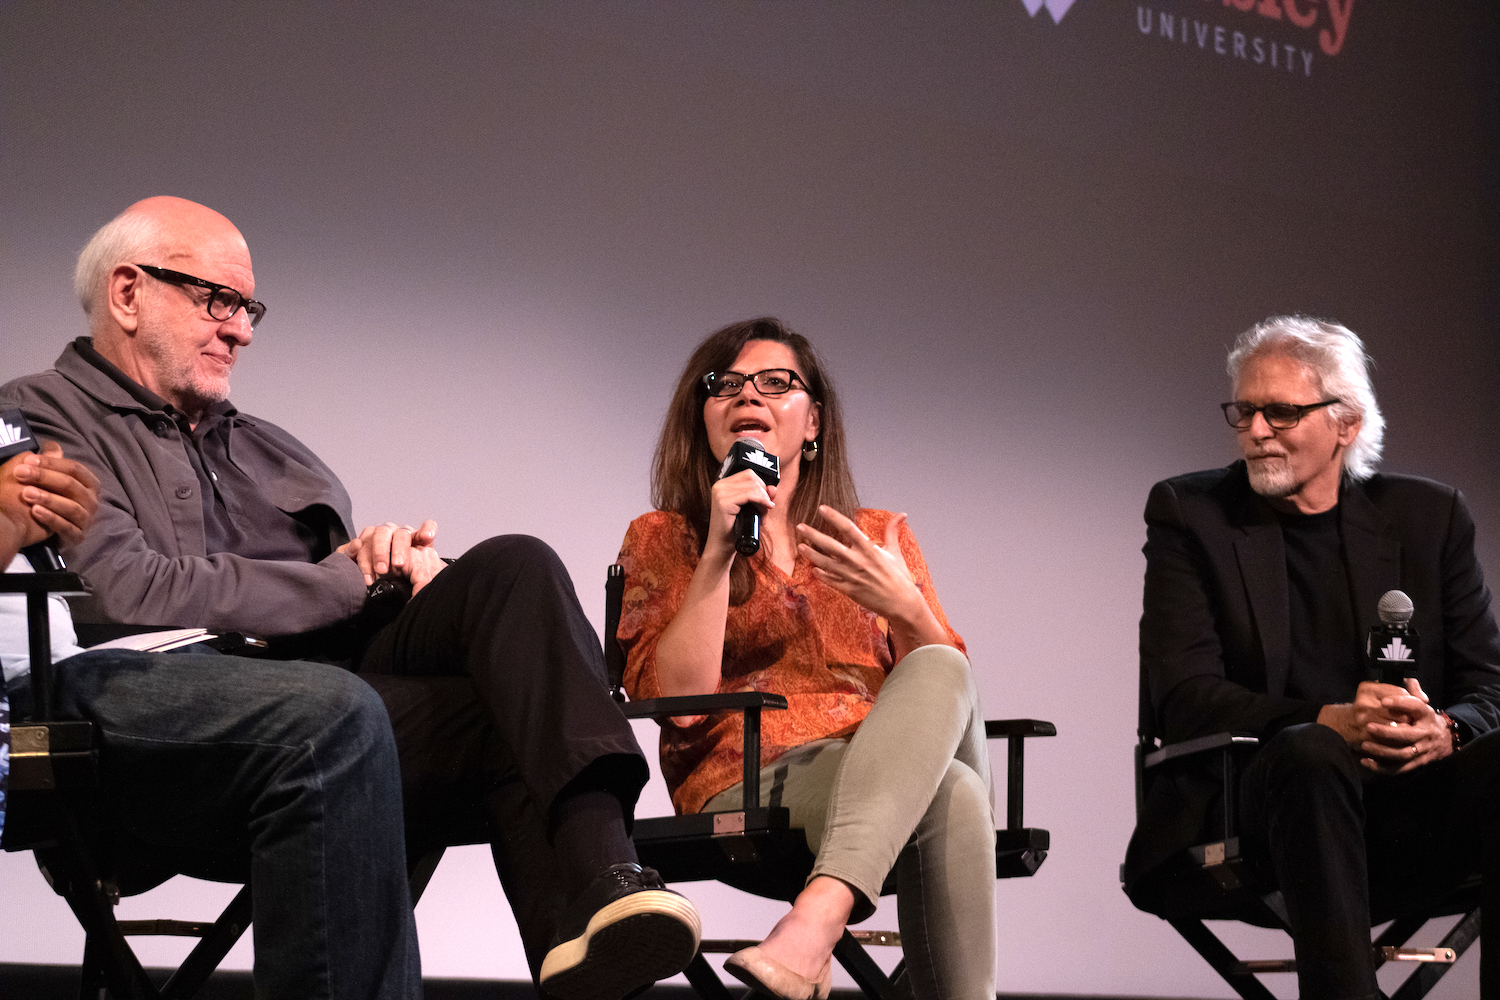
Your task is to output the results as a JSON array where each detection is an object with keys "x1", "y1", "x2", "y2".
[{"x1": 650, "y1": 317, "x2": 860, "y2": 604}]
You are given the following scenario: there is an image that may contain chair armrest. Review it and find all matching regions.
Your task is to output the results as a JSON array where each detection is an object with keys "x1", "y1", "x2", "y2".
[
  {"x1": 0, "y1": 572, "x2": 90, "y2": 597},
  {"x1": 982, "y1": 718, "x2": 1057, "y2": 831},
  {"x1": 1143, "y1": 732, "x2": 1259, "y2": 770},
  {"x1": 0, "y1": 572, "x2": 90, "y2": 722},
  {"x1": 620, "y1": 692, "x2": 788, "y2": 812},
  {"x1": 1139, "y1": 732, "x2": 1260, "y2": 840},
  {"x1": 620, "y1": 692, "x2": 789, "y2": 720},
  {"x1": 985, "y1": 718, "x2": 1056, "y2": 739}
]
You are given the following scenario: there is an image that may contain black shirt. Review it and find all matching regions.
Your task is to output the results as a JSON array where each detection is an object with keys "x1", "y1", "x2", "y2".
[{"x1": 1279, "y1": 504, "x2": 1363, "y2": 704}]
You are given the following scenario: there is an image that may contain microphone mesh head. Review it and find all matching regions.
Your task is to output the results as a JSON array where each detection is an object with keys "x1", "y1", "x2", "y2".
[{"x1": 1377, "y1": 590, "x2": 1414, "y2": 625}]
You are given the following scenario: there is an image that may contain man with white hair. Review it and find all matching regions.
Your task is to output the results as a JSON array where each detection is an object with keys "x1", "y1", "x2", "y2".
[
  {"x1": 1123, "y1": 316, "x2": 1500, "y2": 999},
  {"x1": 1, "y1": 196, "x2": 700, "y2": 1000}
]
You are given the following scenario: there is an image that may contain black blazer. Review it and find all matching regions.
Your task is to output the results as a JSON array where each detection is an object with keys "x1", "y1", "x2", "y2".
[{"x1": 1122, "y1": 461, "x2": 1500, "y2": 905}]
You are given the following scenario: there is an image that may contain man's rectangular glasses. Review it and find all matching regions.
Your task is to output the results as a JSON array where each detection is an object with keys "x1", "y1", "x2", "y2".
[
  {"x1": 136, "y1": 264, "x2": 267, "y2": 328},
  {"x1": 1221, "y1": 399, "x2": 1340, "y2": 430}
]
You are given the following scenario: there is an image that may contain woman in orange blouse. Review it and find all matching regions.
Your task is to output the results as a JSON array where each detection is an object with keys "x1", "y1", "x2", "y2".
[{"x1": 618, "y1": 318, "x2": 994, "y2": 1000}]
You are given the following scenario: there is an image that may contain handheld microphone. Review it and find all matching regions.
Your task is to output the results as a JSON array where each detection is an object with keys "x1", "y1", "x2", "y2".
[
  {"x1": 1, "y1": 408, "x2": 65, "y2": 571},
  {"x1": 0, "y1": 408, "x2": 38, "y2": 463},
  {"x1": 1366, "y1": 589, "x2": 1419, "y2": 685},
  {"x1": 718, "y1": 437, "x2": 780, "y2": 557}
]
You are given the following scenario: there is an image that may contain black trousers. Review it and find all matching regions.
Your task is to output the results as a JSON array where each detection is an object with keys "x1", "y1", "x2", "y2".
[
  {"x1": 1240, "y1": 722, "x2": 1500, "y2": 1000},
  {"x1": 342, "y1": 534, "x2": 648, "y2": 975}
]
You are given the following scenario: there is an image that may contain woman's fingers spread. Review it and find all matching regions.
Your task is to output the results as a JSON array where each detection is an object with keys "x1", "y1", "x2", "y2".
[
  {"x1": 883, "y1": 513, "x2": 906, "y2": 551},
  {"x1": 795, "y1": 521, "x2": 845, "y2": 557},
  {"x1": 816, "y1": 505, "x2": 871, "y2": 547}
]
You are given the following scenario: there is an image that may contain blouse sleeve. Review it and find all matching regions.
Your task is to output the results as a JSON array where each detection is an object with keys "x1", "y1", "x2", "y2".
[
  {"x1": 616, "y1": 512, "x2": 699, "y2": 701},
  {"x1": 867, "y1": 510, "x2": 966, "y2": 656}
]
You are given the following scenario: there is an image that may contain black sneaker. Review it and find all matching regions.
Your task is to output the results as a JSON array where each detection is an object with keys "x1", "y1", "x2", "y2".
[{"x1": 539, "y1": 863, "x2": 701, "y2": 1000}]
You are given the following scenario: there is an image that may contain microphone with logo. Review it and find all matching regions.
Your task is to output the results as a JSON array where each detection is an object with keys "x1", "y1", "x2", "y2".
[
  {"x1": 1, "y1": 407, "x2": 65, "y2": 571},
  {"x1": 718, "y1": 437, "x2": 780, "y2": 557},
  {"x1": 1366, "y1": 589, "x2": 1419, "y2": 686}
]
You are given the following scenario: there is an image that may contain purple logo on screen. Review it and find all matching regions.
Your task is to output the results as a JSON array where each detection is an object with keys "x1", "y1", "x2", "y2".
[{"x1": 1021, "y1": 0, "x2": 1078, "y2": 22}]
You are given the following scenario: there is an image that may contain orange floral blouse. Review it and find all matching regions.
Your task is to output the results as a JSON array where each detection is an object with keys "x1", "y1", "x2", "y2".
[{"x1": 616, "y1": 508, "x2": 964, "y2": 816}]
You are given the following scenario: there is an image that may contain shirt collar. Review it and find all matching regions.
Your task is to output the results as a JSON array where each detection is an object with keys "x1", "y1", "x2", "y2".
[{"x1": 72, "y1": 336, "x2": 237, "y2": 428}]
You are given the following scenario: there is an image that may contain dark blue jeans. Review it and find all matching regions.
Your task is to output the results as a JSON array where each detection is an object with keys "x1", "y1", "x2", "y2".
[
  {"x1": 1241, "y1": 723, "x2": 1500, "y2": 1000},
  {"x1": 12, "y1": 648, "x2": 421, "y2": 1000}
]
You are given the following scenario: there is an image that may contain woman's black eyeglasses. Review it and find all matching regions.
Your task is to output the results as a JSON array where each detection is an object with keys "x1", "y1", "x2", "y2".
[
  {"x1": 1221, "y1": 399, "x2": 1341, "y2": 430},
  {"x1": 701, "y1": 369, "x2": 806, "y2": 398},
  {"x1": 135, "y1": 264, "x2": 267, "y2": 328}
]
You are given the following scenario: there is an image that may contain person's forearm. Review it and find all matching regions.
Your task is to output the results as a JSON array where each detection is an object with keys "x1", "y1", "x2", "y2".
[
  {"x1": 888, "y1": 598, "x2": 954, "y2": 664},
  {"x1": 72, "y1": 523, "x2": 368, "y2": 633},
  {"x1": 654, "y1": 544, "x2": 735, "y2": 698},
  {"x1": 1, "y1": 453, "x2": 45, "y2": 565},
  {"x1": 1316, "y1": 702, "x2": 1362, "y2": 744},
  {"x1": 0, "y1": 515, "x2": 26, "y2": 568},
  {"x1": 1155, "y1": 674, "x2": 1318, "y2": 744}
]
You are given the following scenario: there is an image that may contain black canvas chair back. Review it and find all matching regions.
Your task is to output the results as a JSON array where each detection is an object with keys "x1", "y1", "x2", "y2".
[
  {"x1": 1125, "y1": 658, "x2": 1480, "y2": 1000},
  {"x1": 604, "y1": 563, "x2": 1055, "y2": 1000}
]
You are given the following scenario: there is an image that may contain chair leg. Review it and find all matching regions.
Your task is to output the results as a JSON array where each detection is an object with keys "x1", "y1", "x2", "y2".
[
  {"x1": 158, "y1": 884, "x2": 254, "y2": 1000},
  {"x1": 833, "y1": 930, "x2": 896, "y2": 1000},
  {"x1": 1389, "y1": 908, "x2": 1481, "y2": 1000},
  {"x1": 78, "y1": 934, "x2": 107, "y2": 1000},
  {"x1": 682, "y1": 951, "x2": 738, "y2": 1000},
  {"x1": 1168, "y1": 918, "x2": 1278, "y2": 1000},
  {"x1": 887, "y1": 960, "x2": 911, "y2": 1000},
  {"x1": 58, "y1": 873, "x2": 159, "y2": 999},
  {"x1": 1374, "y1": 914, "x2": 1427, "y2": 950}
]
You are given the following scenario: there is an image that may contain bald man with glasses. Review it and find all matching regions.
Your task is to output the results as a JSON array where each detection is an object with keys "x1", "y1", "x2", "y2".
[{"x1": 0, "y1": 197, "x2": 699, "y2": 1000}]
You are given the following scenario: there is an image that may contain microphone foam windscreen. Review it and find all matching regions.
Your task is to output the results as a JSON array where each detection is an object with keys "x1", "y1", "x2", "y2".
[{"x1": 1377, "y1": 590, "x2": 1414, "y2": 625}]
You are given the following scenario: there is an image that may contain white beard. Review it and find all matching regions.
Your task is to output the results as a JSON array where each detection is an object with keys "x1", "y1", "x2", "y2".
[
  {"x1": 138, "y1": 316, "x2": 232, "y2": 409},
  {"x1": 1246, "y1": 456, "x2": 1297, "y2": 498}
]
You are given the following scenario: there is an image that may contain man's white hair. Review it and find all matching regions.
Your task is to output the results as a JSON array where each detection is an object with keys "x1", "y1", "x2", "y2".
[
  {"x1": 74, "y1": 210, "x2": 163, "y2": 323},
  {"x1": 1226, "y1": 315, "x2": 1385, "y2": 481}
]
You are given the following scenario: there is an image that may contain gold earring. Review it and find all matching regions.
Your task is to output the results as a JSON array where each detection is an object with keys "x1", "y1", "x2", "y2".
[{"x1": 802, "y1": 440, "x2": 819, "y2": 461}]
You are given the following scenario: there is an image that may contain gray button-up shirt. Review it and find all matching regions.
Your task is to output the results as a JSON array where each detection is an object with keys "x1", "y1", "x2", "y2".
[{"x1": 0, "y1": 340, "x2": 367, "y2": 635}]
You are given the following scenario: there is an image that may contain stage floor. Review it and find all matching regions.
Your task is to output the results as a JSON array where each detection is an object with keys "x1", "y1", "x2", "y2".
[{"x1": 0, "y1": 964, "x2": 1212, "y2": 1000}]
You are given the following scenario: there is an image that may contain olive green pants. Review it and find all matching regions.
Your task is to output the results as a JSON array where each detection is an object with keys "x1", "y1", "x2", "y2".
[{"x1": 703, "y1": 644, "x2": 996, "y2": 1000}]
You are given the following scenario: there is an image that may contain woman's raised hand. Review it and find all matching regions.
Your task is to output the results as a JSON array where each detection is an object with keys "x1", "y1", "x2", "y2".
[
  {"x1": 795, "y1": 507, "x2": 922, "y2": 620},
  {"x1": 796, "y1": 506, "x2": 952, "y2": 660},
  {"x1": 707, "y1": 468, "x2": 776, "y2": 557}
]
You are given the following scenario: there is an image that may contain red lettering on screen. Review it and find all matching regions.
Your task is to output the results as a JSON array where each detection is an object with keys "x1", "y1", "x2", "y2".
[{"x1": 1218, "y1": 0, "x2": 1353, "y2": 56}]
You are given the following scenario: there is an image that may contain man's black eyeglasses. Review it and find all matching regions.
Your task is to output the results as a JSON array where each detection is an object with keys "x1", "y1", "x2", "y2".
[
  {"x1": 1221, "y1": 399, "x2": 1341, "y2": 430},
  {"x1": 702, "y1": 369, "x2": 807, "y2": 398},
  {"x1": 135, "y1": 264, "x2": 267, "y2": 328}
]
